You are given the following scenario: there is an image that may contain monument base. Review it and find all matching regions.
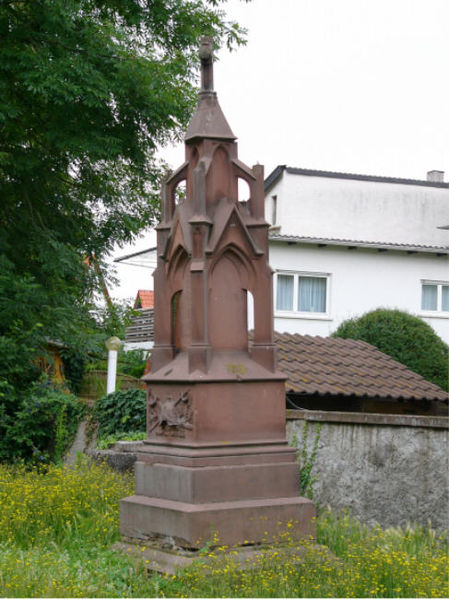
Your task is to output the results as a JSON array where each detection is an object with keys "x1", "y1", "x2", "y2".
[
  {"x1": 115, "y1": 535, "x2": 317, "y2": 576},
  {"x1": 120, "y1": 441, "x2": 315, "y2": 548},
  {"x1": 121, "y1": 494, "x2": 315, "y2": 548}
]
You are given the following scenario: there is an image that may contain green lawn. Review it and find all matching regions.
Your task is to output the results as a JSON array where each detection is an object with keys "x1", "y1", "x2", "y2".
[{"x1": 0, "y1": 459, "x2": 447, "y2": 597}]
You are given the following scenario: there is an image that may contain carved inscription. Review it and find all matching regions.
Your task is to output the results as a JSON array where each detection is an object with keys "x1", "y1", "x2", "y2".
[{"x1": 147, "y1": 390, "x2": 193, "y2": 437}]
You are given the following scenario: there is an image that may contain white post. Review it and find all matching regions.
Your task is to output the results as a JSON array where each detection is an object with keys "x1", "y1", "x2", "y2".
[
  {"x1": 105, "y1": 336, "x2": 122, "y2": 395},
  {"x1": 106, "y1": 349, "x2": 118, "y2": 394}
]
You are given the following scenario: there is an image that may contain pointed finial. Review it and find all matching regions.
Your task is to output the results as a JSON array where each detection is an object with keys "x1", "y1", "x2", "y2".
[{"x1": 199, "y1": 36, "x2": 214, "y2": 92}]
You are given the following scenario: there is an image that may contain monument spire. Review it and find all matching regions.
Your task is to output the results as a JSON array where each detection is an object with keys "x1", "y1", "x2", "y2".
[{"x1": 184, "y1": 36, "x2": 235, "y2": 142}]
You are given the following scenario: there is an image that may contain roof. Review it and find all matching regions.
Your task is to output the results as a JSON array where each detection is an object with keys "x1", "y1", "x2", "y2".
[
  {"x1": 134, "y1": 290, "x2": 154, "y2": 309},
  {"x1": 114, "y1": 246, "x2": 156, "y2": 264},
  {"x1": 269, "y1": 234, "x2": 449, "y2": 254},
  {"x1": 125, "y1": 308, "x2": 154, "y2": 344},
  {"x1": 265, "y1": 165, "x2": 449, "y2": 192},
  {"x1": 274, "y1": 332, "x2": 449, "y2": 402},
  {"x1": 184, "y1": 91, "x2": 236, "y2": 142}
]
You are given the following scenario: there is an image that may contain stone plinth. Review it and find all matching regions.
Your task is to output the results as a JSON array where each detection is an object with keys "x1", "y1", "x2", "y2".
[
  {"x1": 120, "y1": 372, "x2": 315, "y2": 548},
  {"x1": 120, "y1": 444, "x2": 315, "y2": 548}
]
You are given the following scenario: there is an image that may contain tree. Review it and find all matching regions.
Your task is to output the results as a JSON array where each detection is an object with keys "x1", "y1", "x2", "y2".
[
  {"x1": 332, "y1": 308, "x2": 449, "y2": 391},
  {"x1": 0, "y1": 0, "x2": 246, "y2": 388}
]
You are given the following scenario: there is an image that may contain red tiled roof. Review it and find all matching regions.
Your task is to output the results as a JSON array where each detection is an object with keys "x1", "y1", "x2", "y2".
[
  {"x1": 134, "y1": 290, "x2": 154, "y2": 309},
  {"x1": 274, "y1": 332, "x2": 449, "y2": 402}
]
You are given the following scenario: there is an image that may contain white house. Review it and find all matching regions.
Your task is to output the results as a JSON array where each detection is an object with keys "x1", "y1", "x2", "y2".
[{"x1": 264, "y1": 166, "x2": 449, "y2": 343}]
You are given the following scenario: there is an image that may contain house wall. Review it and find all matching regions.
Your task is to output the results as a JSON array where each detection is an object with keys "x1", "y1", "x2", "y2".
[
  {"x1": 287, "y1": 411, "x2": 449, "y2": 532},
  {"x1": 269, "y1": 242, "x2": 449, "y2": 343},
  {"x1": 266, "y1": 171, "x2": 449, "y2": 247}
]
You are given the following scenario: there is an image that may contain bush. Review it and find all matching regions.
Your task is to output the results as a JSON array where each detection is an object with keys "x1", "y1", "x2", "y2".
[
  {"x1": 85, "y1": 349, "x2": 148, "y2": 379},
  {"x1": 60, "y1": 347, "x2": 87, "y2": 394},
  {"x1": 333, "y1": 309, "x2": 449, "y2": 391},
  {"x1": 93, "y1": 388, "x2": 146, "y2": 440},
  {"x1": 117, "y1": 349, "x2": 148, "y2": 378},
  {"x1": 0, "y1": 378, "x2": 86, "y2": 463}
]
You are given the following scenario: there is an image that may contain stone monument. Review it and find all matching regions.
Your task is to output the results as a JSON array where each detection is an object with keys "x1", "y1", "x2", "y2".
[{"x1": 120, "y1": 37, "x2": 315, "y2": 560}]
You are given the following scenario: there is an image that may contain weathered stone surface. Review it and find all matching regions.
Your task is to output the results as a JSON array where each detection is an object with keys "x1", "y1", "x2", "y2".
[
  {"x1": 120, "y1": 494, "x2": 315, "y2": 547},
  {"x1": 114, "y1": 539, "x2": 319, "y2": 576},
  {"x1": 287, "y1": 414, "x2": 449, "y2": 531},
  {"x1": 90, "y1": 448, "x2": 137, "y2": 472}
]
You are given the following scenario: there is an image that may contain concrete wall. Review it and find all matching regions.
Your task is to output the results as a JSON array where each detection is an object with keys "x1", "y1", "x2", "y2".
[
  {"x1": 266, "y1": 171, "x2": 449, "y2": 247},
  {"x1": 287, "y1": 410, "x2": 449, "y2": 532},
  {"x1": 270, "y1": 242, "x2": 449, "y2": 342}
]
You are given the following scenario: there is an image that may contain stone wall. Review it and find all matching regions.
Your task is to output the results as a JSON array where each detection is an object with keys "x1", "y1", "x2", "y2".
[{"x1": 286, "y1": 410, "x2": 449, "y2": 532}]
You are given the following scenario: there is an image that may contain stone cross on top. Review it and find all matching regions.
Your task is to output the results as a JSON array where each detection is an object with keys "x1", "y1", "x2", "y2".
[
  {"x1": 150, "y1": 36, "x2": 276, "y2": 377},
  {"x1": 199, "y1": 36, "x2": 214, "y2": 91}
]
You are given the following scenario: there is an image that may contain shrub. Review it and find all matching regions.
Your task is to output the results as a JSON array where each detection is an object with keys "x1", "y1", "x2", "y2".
[
  {"x1": 117, "y1": 349, "x2": 148, "y2": 378},
  {"x1": 0, "y1": 378, "x2": 86, "y2": 463},
  {"x1": 85, "y1": 349, "x2": 148, "y2": 378},
  {"x1": 333, "y1": 309, "x2": 449, "y2": 390},
  {"x1": 93, "y1": 388, "x2": 146, "y2": 440},
  {"x1": 60, "y1": 347, "x2": 87, "y2": 394}
]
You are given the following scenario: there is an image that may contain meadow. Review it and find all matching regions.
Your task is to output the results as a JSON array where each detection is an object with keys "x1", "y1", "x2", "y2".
[{"x1": 0, "y1": 458, "x2": 447, "y2": 598}]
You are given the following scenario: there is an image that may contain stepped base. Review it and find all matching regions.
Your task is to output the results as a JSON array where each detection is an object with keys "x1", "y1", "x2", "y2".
[
  {"x1": 115, "y1": 537, "x2": 317, "y2": 575},
  {"x1": 120, "y1": 494, "x2": 315, "y2": 548}
]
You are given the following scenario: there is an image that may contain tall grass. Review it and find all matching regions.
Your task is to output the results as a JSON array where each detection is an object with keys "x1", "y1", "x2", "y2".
[{"x1": 0, "y1": 459, "x2": 447, "y2": 598}]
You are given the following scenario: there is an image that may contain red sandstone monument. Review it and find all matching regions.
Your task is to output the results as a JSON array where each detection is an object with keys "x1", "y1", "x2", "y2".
[{"x1": 120, "y1": 37, "x2": 315, "y2": 560}]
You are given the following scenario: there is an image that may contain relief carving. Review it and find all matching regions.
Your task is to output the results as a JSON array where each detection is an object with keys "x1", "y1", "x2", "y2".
[{"x1": 147, "y1": 390, "x2": 193, "y2": 437}]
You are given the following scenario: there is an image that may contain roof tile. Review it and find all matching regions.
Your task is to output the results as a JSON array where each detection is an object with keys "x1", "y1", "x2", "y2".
[
  {"x1": 273, "y1": 332, "x2": 448, "y2": 402},
  {"x1": 134, "y1": 290, "x2": 154, "y2": 309}
]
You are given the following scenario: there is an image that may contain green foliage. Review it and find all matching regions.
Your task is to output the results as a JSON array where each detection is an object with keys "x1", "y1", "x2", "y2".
[
  {"x1": 96, "y1": 431, "x2": 146, "y2": 449},
  {"x1": 93, "y1": 388, "x2": 146, "y2": 439},
  {"x1": 291, "y1": 421, "x2": 322, "y2": 500},
  {"x1": 86, "y1": 348, "x2": 147, "y2": 377},
  {"x1": 117, "y1": 349, "x2": 148, "y2": 378},
  {"x1": 0, "y1": 378, "x2": 86, "y2": 463},
  {"x1": 0, "y1": 0, "x2": 246, "y2": 392},
  {"x1": 60, "y1": 347, "x2": 87, "y2": 394},
  {"x1": 333, "y1": 308, "x2": 449, "y2": 391}
]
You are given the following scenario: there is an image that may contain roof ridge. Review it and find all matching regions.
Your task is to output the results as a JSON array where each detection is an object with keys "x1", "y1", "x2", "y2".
[
  {"x1": 284, "y1": 166, "x2": 449, "y2": 188},
  {"x1": 269, "y1": 234, "x2": 449, "y2": 252}
]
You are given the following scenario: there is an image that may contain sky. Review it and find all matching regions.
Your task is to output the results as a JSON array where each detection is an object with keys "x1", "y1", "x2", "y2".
[{"x1": 110, "y1": 0, "x2": 449, "y2": 302}]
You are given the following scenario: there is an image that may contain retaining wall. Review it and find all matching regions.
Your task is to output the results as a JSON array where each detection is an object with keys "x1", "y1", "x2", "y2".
[{"x1": 286, "y1": 410, "x2": 449, "y2": 532}]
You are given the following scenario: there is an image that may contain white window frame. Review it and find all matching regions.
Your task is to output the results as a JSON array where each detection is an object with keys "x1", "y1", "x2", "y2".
[
  {"x1": 274, "y1": 270, "x2": 331, "y2": 320},
  {"x1": 420, "y1": 280, "x2": 449, "y2": 318}
]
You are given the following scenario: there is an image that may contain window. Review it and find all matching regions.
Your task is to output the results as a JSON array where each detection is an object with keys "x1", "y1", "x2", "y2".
[
  {"x1": 421, "y1": 281, "x2": 449, "y2": 313},
  {"x1": 276, "y1": 274, "x2": 293, "y2": 310},
  {"x1": 271, "y1": 195, "x2": 277, "y2": 226},
  {"x1": 275, "y1": 272, "x2": 329, "y2": 315}
]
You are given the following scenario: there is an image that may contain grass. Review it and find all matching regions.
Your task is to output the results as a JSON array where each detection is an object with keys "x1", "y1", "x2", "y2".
[
  {"x1": 96, "y1": 431, "x2": 146, "y2": 449},
  {"x1": 0, "y1": 459, "x2": 447, "y2": 598}
]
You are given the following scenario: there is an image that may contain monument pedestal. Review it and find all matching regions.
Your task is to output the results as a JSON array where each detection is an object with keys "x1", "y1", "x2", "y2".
[
  {"x1": 120, "y1": 443, "x2": 315, "y2": 548},
  {"x1": 120, "y1": 365, "x2": 315, "y2": 548}
]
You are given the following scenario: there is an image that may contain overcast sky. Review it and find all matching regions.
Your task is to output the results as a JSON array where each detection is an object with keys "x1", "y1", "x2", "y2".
[{"x1": 110, "y1": 0, "x2": 449, "y2": 302}]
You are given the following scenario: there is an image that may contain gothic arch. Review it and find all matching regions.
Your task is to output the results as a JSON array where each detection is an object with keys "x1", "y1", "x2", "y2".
[
  {"x1": 167, "y1": 245, "x2": 189, "y2": 292},
  {"x1": 208, "y1": 144, "x2": 233, "y2": 203},
  {"x1": 208, "y1": 245, "x2": 254, "y2": 350},
  {"x1": 210, "y1": 243, "x2": 256, "y2": 292}
]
